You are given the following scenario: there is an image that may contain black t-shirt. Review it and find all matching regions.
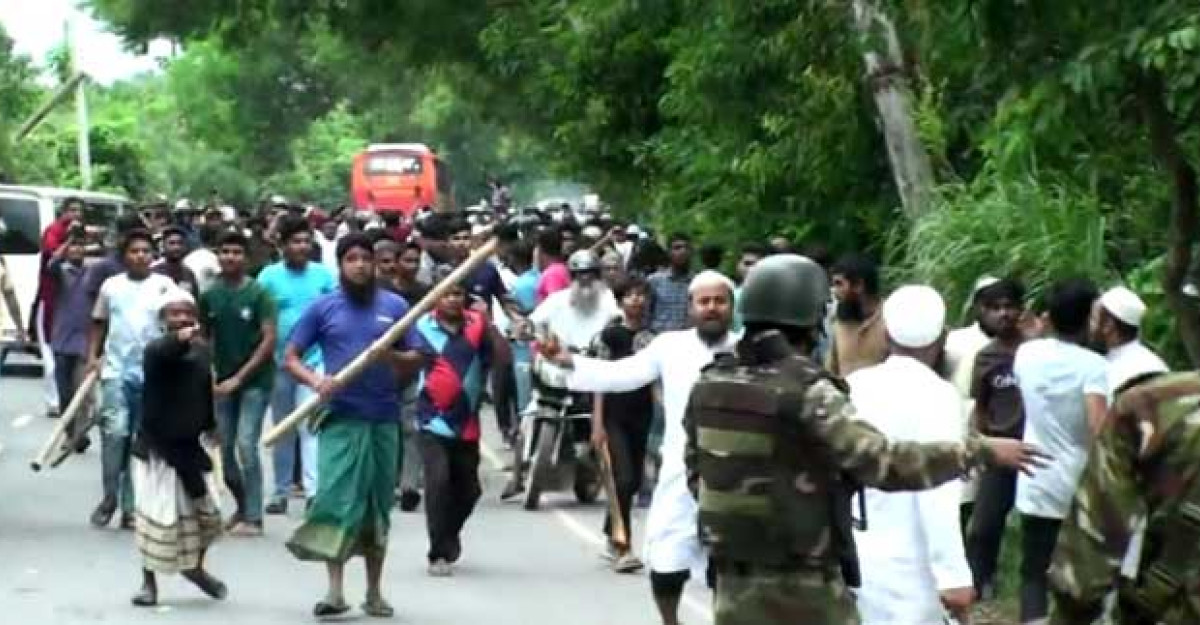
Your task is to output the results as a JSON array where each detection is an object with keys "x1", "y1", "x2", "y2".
[
  {"x1": 970, "y1": 339, "x2": 1024, "y2": 438},
  {"x1": 593, "y1": 322, "x2": 655, "y2": 425},
  {"x1": 395, "y1": 281, "x2": 430, "y2": 308}
]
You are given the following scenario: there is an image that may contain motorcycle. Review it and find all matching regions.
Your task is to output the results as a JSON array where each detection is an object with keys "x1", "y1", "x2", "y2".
[{"x1": 518, "y1": 353, "x2": 602, "y2": 511}]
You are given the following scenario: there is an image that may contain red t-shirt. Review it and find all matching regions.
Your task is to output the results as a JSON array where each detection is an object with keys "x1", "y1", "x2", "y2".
[{"x1": 36, "y1": 217, "x2": 73, "y2": 337}]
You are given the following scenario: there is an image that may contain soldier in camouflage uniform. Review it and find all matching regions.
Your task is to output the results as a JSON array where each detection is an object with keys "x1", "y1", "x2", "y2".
[
  {"x1": 1050, "y1": 371, "x2": 1200, "y2": 625},
  {"x1": 684, "y1": 254, "x2": 1046, "y2": 625}
]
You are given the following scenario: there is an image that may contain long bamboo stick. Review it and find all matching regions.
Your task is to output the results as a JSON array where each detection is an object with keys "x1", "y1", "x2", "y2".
[
  {"x1": 31, "y1": 370, "x2": 97, "y2": 471},
  {"x1": 262, "y1": 237, "x2": 500, "y2": 446}
]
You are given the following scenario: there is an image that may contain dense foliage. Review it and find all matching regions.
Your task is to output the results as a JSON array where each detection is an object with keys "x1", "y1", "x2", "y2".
[{"x1": 2, "y1": 2, "x2": 1196, "y2": 365}]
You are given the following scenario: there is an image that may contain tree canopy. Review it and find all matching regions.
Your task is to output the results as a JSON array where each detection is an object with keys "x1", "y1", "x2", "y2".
[{"x1": 1, "y1": 1, "x2": 1196, "y2": 366}]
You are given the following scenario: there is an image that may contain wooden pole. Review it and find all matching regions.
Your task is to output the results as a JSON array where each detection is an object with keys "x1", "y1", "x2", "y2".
[
  {"x1": 31, "y1": 370, "x2": 97, "y2": 471},
  {"x1": 596, "y1": 441, "x2": 629, "y2": 549},
  {"x1": 262, "y1": 237, "x2": 500, "y2": 446}
]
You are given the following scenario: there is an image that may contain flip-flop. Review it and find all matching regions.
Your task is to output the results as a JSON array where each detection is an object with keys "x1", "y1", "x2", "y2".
[
  {"x1": 130, "y1": 588, "x2": 157, "y2": 607},
  {"x1": 361, "y1": 598, "x2": 395, "y2": 618},
  {"x1": 314, "y1": 600, "x2": 351, "y2": 618},
  {"x1": 182, "y1": 570, "x2": 228, "y2": 600}
]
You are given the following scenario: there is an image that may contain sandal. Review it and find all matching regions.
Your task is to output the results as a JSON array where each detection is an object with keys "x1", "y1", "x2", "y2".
[
  {"x1": 131, "y1": 586, "x2": 157, "y2": 607},
  {"x1": 182, "y1": 569, "x2": 228, "y2": 600},
  {"x1": 313, "y1": 600, "x2": 351, "y2": 618},
  {"x1": 361, "y1": 597, "x2": 395, "y2": 618}
]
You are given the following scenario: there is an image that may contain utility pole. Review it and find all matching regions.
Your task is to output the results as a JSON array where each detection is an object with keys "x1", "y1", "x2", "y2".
[{"x1": 67, "y1": 20, "x2": 92, "y2": 189}]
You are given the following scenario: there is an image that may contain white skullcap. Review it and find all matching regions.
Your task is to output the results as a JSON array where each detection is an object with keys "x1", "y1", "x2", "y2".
[
  {"x1": 582, "y1": 224, "x2": 603, "y2": 239},
  {"x1": 883, "y1": 285, "x2": 946, "y2": 348},
  {"x1": 157, "y1": 286, "x2": 196, "y2": 315},
  {"x1": 1100, "y1": 286, "x2": 1146, "y2": 328},
  {"x1": 625, "y1": 224, "x2": 641, "y2": 236},
  {"x1": 971, "y1": 275, "x2": 1000, "y2": 300},
  {"x1": 688, "y1": 270, "x2": 735, "y2": 295}
]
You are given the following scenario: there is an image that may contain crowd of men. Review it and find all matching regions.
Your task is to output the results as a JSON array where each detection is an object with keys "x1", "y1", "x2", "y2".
[{"x1": 3, "y1": 192, "x2": 1197, "y2": 625}]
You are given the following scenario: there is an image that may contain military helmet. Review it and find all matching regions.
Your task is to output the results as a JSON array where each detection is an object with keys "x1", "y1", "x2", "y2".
[
  {"x1": 567, "y1": 249, "x2": 600, "y2": 274},
  {"x1": 739, "y1": 253, "x2": 829, "y2": 328}
]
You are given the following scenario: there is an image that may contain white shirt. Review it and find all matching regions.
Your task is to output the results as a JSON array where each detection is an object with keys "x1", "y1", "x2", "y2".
[
  {"x1": 848, "y1": 356, "x2": 973, "y2": 625},
  {"x1": 567, "y1": 329, "x2": 739, "y2": 573},
  {"x1": 943, "y1": 323, "x2": 990, "y2": 503},
  {"x1": 92, "y1": 273, "x2": 175, "y2": 382},
  {"x1": 529, "y1": 287, "x2": 619, "y2": 351},
  {"x1": 614, "y1": 240, "x2": 634, "y2": 267},
  {"x1": 1014, "y1": 338, "x2": 1108, "y2": 519},
  {"x1": 183, "y1": 248, "x2": 220, "y2": 294},
  {"x1": 315, "y1": 233, "x2": 339, "y2": 272},
  {"x1": 1106, "y1": 340, "x2": 1168, "y2": 395}
]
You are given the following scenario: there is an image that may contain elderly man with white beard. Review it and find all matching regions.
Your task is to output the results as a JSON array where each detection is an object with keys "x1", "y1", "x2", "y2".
[
  {"x1": 501, "y1": 250, "x2": 620, "y2": 499},
  {"x1": 538, "y1": 270, "x2": 740, "y2": 625}
]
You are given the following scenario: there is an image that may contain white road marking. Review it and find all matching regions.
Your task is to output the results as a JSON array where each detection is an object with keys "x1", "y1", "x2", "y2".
[{"x1": 479, "y1": 440, "x2": 712, "y2": 623}]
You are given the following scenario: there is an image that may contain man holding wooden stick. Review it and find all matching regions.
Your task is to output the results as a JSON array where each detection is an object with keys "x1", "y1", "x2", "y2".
[
  {"x1": 589, "y1": 274, "x2": 657, "y2": 574},
  {"x1": 281, "y1": 233, "x2": 423, "y2": 619}
]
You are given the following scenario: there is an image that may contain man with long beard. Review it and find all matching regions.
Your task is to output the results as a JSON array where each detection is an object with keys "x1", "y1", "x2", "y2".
[
  {"x1": 283, "y1": 233, "x2": 423, "y2": 618},
  {"x1": 501, "y1": 249, "x2": 620, "y2": 499},
  {"x1": 827, "y1": 253, "x2": 887, "y2": 377},
  {"x1": 539, "y1": 270, "x2": 740, "y2": 625}
]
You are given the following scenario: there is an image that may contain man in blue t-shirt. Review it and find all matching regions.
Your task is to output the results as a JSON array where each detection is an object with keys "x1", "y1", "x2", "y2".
[
  {"x1": 282, "y1": 233, "x2": 422, "y2": 619},
  {"x1": 256, "y1": 216, "x2": 335, "y2": 514}
]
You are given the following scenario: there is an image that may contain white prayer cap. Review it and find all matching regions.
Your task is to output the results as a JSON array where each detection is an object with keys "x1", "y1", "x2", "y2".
[
  {"x1": 157, "y1": 286, "x2": 196, "y2": 315},
  {"x1": 1100, "y1": 286, "x2": 1146, "y2": 328},
  {"x1": 883, "y1": 285, "x2": 946, "y2": 348},
  {"x1": 625, "y1": 224, "x2": 641, "y2": 236},
  {"x1": 970, "y1": 275, "x2": 1000, "y2": 300},
  {"x1": 582, "y1": 224, "x2": 604, "y2": 240},
  {"x1": 688, "y1": 270, "x2": 735, "y2": 296}
]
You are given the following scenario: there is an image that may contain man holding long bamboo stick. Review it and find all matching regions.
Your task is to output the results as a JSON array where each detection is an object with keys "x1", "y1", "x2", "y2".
[{"x1": 281, "y1": 233, "x2": 423, "y2": 619}]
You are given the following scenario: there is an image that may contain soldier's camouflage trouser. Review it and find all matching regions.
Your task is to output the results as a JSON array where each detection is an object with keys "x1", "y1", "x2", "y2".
[{"x1": 713, "y1": 565, "x2": 859, "y2": 625}]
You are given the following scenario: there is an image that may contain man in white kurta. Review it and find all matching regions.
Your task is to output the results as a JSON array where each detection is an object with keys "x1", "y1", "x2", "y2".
[
  {"x1": 544, "y1": 271, "x2": 737, "y2": 625},
  {"x1": 849, "y1": 285, "x2": 975, "y2": 625},
  {"x1": 1091, "y1": 286, "x2": 1168, "y2": 395}
]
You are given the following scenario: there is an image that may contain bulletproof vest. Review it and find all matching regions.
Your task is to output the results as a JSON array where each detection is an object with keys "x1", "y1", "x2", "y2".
[
  {"x1": 1115, "y1": 374, "x2": 1200, "y2": 622},
  {"x1": 692, "y1": 344, "x2": 854, "y2": 568}
]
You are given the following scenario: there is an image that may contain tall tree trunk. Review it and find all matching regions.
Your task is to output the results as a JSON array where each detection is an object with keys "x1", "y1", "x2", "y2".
[
  {"x1": 850, "y1": 0, "x2": 936, "y2": 220},
  {"x1": 1136, "y1": 70, "x2": 1200, "y2": 366}
]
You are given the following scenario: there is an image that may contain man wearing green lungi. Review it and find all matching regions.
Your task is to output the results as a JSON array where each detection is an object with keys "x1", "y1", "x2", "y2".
[{"x1": 283, "y1": 233, "x2": 423, "y2": 619}]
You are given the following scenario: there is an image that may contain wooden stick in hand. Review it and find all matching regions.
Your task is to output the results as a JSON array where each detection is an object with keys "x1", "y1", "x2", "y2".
[
  {"x1": 262, "y1": 237, "x2": 500, "y2": 446},
  {"x1": 31, "y1": 370, "x2": 97, "y2": 471}
]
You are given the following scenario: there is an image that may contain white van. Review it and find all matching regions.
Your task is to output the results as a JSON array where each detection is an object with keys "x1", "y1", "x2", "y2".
[{"x1": 0, "y1": 185, "x2": 132, "y2": 367}]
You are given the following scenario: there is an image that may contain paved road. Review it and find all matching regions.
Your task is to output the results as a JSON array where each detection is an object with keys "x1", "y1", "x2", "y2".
[{"x1": 0, "y1": 371, "x2": 713, "y2": 624}]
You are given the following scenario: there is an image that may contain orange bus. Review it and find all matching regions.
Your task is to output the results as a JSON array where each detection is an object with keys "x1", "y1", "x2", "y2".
[{"x1": 350, "y1": 143, "x2": 455, "y2": 217}]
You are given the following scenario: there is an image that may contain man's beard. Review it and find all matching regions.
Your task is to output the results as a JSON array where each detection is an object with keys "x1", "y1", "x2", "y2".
[
  {"x1": 696, "y1": 318, "x2": 729, "y2": 346},
  {"x1": 341, "y1": 275, "x2": 376, "y2": 306},
  {"x1": 835, "y1": 298, "x2": 865, "y2": 322},
  {"x1": 569, "y1": 281, "x2": 603, "y2": 314}
]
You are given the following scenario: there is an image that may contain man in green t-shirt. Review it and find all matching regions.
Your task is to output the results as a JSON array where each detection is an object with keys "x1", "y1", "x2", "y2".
[{"x1": 199, "y1": 230, "x2": 277, "y2": 536}]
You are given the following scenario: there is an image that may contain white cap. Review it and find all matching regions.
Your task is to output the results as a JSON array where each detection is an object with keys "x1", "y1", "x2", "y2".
[
  {"x1": 688, "y1": 270, "x2": 735, "y2": 295},
  {"x1": 883, "y1": 285, "x2": 946, "y2": 348},
  {"x1": 582, "y1": 224, "x2": 603, "y2": 239},
  {"x1": 156, "y1": 286, "x2": 195, "y2": 315},
  {"x1": 625, "y1": 224, "x2": 641, "y2": 236},
  {"x1": 1100, "y1": 286, "x2": 1146, "y2": 328},
  {"x1": 971, "y1": 275, "x2": 1000, "y2": 300}
]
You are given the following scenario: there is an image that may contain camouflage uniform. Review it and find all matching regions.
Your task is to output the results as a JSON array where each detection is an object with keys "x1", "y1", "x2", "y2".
[
  {"x1": 1050, "y1": 372, "x2": 1200, "y2": 625},
  {"x1": 685, "y1": 330, "x2": 997, "y2": 625}
]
